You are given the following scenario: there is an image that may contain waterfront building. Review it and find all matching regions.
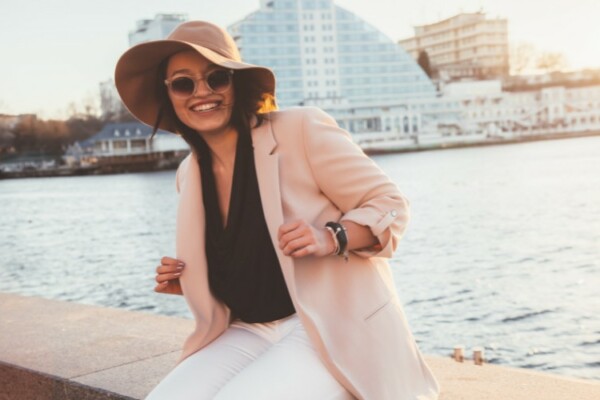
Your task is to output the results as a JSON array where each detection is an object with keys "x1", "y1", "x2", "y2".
[
  {"x1": 80, "y1": 123, "x2": 187, "y2": 155},
  {"x1": 227, "y1": 0, "x2": 448, "y2": 139},
  {"x1": 94, "y1": 6, "x2": 597, "y2": 156},
  {"x1": 66, "y1": 122, "x2": 189, "y2": 169},
  {"x1": 442, "y1": 79, "x2": 600, "y2": 136},
  {"x1": 228, "y1": 0, "x2": 436, "y2": 109},
  {"x1": 399, "y1": 12, "x2": 509, "y2": 81}
]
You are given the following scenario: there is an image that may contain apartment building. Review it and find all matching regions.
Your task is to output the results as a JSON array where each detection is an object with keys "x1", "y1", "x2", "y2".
[{"x1": 399, "y1": 12, "x2": 509, "y2": 81}]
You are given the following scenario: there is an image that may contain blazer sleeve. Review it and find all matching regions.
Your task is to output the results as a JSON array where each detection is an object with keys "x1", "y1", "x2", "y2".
[{"x1": 300, "y1": 107, "x2": 410, "y2": 259}]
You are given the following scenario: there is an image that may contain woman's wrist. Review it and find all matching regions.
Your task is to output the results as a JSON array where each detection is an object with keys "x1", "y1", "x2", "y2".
[{"x1": 325, "y1": 222, "x2": 349, "y2": 261}]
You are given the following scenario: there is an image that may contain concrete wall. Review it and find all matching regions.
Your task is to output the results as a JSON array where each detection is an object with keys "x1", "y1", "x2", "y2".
[{"x1": 1, "y1": 292, "x2": 598, "y2": 399}]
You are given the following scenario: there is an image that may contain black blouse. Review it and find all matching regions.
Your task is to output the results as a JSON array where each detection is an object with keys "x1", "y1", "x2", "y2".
[{"x1": 195, "y1": 128, "x2": 295, "y2": 323}]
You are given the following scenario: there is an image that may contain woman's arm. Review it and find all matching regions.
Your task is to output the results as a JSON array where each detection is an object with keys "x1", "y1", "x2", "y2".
[
  {"x1": 300, "y1": 107, "x2": 409, "y2": 259},
  {"x1": 278, "y1": 218, "x2": 378, "y2": 258},
  {"x1": 277, "y1": 107, "x2": 408, "y2": 259}
]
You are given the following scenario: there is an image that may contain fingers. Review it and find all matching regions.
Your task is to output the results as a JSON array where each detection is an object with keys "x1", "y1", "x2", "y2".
[
  {"x1": 279, "y1": 224, "x2": 309, "y2": 249},
  {"x1": 156, "y1": 263, "x2": 184, "y2": 275},
  {"x1": 156, "y1": 257, "x2": 185, "y2": 273},
  {"x1": 161, "y1": 256, "x2": 184, "y2": 266},
  {"x1": 278, "y1": 220, "x2": 321, "y2": 257},
  {"x1": 155, "y1": 257, "x2": 185, "y2": 285},
  {"x1": 155, "y1": 270, "x2": 182, "y2": 285},
  {"x1": 154, "y1": 279, "x2": 182, "y2": 295},
  {"x1": 288, "y1": 244, "x2": 317, "y2": 258},
  {"x1": 154, "y1": 281, "x2": 170, "y2": 292},
  {"x1": 282, "y1": 236, "x2": 315, "y2": 256},
  {"x1": 278, "y1": 220, "x2": 303, "y2": 240}
]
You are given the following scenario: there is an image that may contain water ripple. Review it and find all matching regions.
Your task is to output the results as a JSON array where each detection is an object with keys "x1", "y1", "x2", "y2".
[
  {"x1": 501, "y1": 309, "x2": 555, "y2": 323},
  {"x1": 580, "y1": 339, "x2": 600, "y2": 347},
  {"x1": 407, "y1": 295, "x2": 447, "y2": 305}
]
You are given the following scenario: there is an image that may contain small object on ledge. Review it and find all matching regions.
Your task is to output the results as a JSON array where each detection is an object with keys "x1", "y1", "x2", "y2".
[
  {"x1": 473, "y1": 347, "x2": 485, "y2": 365},
  {"x1": 453, "y1": 345, "x2": 465, "y2": 362}
]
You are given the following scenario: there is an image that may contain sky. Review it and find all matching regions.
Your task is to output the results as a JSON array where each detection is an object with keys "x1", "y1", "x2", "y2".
[{"x1": 1, "y1": 0, "x2": 599, "y2": 118}]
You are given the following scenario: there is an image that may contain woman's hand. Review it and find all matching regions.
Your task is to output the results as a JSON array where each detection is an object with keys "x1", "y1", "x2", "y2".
[
  {"x1": 278, "y1": 219, "x2": 335, "y2": 258},
  {"x1": 154, "y1": 256, "x2": 184, "y2": 295}
]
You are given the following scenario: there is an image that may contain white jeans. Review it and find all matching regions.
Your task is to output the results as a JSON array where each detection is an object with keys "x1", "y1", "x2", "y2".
[{"x1": 145, "y1": 313, "x2": 355, "y2": 400}]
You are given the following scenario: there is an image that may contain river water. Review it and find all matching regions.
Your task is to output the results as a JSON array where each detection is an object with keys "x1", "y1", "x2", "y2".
[{"x1": 1, "y1": 136, "x2": 599, "y2": 381}]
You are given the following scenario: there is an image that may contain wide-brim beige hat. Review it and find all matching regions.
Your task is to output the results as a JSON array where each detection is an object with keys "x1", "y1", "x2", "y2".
[{"x1": 115, "y1": 20, "x2": 276, "y2": 133}]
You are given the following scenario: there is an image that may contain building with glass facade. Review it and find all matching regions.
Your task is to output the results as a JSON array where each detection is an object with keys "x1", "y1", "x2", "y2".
[{"x1": 229, "y1": 0, "x2": 436, "y2": 111}]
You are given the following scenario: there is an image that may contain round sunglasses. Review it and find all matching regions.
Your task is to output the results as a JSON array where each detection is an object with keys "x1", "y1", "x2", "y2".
[{"x1": 164, "y1": 69, "x2": 234, "y2": 97}]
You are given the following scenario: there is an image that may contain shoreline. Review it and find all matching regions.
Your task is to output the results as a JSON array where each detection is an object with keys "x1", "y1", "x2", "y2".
[
  {"x1": 362, "y1": 129, "x2": 600, "y2": 155},
  {"x1": 1, "y1": 130, "x2": 599, "y2": 179}
]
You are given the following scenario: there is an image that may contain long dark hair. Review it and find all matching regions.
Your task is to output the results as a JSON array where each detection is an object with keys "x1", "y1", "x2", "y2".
[{"x1": 151, "y1": 58, "x2": 277, "y2": 152}]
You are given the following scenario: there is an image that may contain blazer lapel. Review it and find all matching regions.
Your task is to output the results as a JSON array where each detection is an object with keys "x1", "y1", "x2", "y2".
[{"x1": 251, "y1": 118, "x2": 297, "y2": 297}]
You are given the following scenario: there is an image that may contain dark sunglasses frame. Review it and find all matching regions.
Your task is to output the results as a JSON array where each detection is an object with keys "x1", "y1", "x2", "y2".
[{"x1": 164, "y1": 69, "x2": 234, "y2": 97}]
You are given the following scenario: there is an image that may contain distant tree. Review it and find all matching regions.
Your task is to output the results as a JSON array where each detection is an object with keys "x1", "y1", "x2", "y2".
[
  {"x1": 0, "y1": 125, "x2": 15, "y2": 152},
  {"x1": 536, "y1": 51, "x2": 568, "y2": 74},
  {"x1": 65, "y1": 115, "x2": 103, "y2": 143},
  {"x1": 65, "y1": 95, "x2": 100, "y2": 120},
  {"x1": 510, "y1": 42, "x2": 536, "y2": 75},
  {"x1": 63, "y1": 95, "x2": 104, "y2": 143},
  {"x1": 114, "y1": 106, "x2": 137, "y2": 123},
  {"x1": 11, "y1": 115, "x2": 37, "y2": 152},
  {"x1": 510, "y1": 42, "x2": 569, "y2": 75},
  {"x1": 418, "y1": 50, "x2": 433, "y2": 78},
  {"x1": 12, "y1": 116, "x2": 69, "y2": 155},
  {"x1": 3, "y1": 92, "x2": 136, "y2": 157}
]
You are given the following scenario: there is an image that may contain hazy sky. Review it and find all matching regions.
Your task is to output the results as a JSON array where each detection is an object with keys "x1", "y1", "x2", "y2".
[{"x1": 1, "y1": 0, "x2": 599, "y2": 118}]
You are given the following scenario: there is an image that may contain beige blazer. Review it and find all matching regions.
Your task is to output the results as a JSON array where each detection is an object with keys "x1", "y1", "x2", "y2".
[{"x1": 174, "y1": 106, "x2": 439, "y2": 400}]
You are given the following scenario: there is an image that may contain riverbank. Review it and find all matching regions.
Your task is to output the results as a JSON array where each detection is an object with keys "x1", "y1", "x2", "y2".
[
  {"x1": 362, "y1": 129, "x2": 600, "y2": 155},
  {"x1": 1, "y1": 292, "x2": 598, "y2": 399},
  {"x1": 2, "y1": 130, "x2": 599, "y2": 179},
  {"x1": 0, "y1": 151, "x2": 186, "y2": 180}
]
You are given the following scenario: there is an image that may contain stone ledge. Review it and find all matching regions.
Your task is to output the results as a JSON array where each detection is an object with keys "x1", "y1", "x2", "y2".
[
  {"x1": 1, "y1": 292, "x2": 598, "y2": 400},
  {"x1": 0, "y1": 361, "x2": 134, "y2": 400}
]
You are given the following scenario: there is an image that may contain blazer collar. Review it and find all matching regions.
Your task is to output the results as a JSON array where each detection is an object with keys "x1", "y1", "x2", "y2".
[{"x1": 250, "y1": 115, "x2": 277, "y2": 155}]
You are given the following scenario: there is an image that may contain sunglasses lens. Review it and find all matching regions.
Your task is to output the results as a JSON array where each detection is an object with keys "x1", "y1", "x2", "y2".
[
  {"x1": 207, "y1": 70, "x2": 232, "y2": 93},
  {"x1": 170, "y1": 77, "x2": 195, "y2": 96}
]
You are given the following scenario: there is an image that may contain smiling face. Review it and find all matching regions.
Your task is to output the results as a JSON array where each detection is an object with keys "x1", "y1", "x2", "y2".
[{"x1": 166, "y1": 50, "x2": 236, "y2": 138}]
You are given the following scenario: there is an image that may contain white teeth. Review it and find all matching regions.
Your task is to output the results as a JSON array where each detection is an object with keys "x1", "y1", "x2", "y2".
[{"x1": 192, "y1": 102, "x2": 219, "y2": 112}]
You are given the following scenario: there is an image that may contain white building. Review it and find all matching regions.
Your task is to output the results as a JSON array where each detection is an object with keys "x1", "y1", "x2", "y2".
[
  {"x1": 228, "y1": 0, "x2": 453, "y2": 138},
  {"x1": 399, "y1": 12, "x2": 509, "y2": 81},
  {"x1": 229, "y1": 0, "x2": 436, "y2": 109},
  {"x1": 67, "y1": 122, "x2": 189, "y2": 167},
  {"x1": 442, "y1": 79, "x2": 600, "y2": 136}
]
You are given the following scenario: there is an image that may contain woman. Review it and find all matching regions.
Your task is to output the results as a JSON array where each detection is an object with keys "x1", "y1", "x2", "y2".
[{"x1": 115, "y1": 20, "x2": 439, "y2": 400}]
